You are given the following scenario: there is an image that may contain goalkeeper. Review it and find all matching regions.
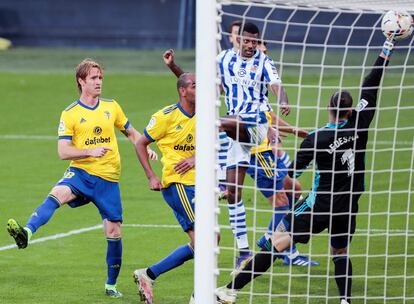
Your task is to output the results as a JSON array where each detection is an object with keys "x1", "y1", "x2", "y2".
[{"x1": 216, "y1": 37, "x2": 399, "y2": 304}]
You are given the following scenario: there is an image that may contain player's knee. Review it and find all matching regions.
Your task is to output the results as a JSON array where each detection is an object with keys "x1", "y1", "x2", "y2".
[
  {"x1": 106, "y1": 230, "x2": 121, "y2": 239},
  {"x1": 284, "y1": 177, "x2": 302, "y2": 199},
  {"x1": 283, "y1": 176, "x2": 292, "y2": 190},
  {"x1": 272, "y1": 192, "x2": 289, "y2": 208},
  {"x1": 188, "y1": 240, "x2": 195, "y2": 251},
  {"x1": 226, "y1": 187, "x2": 240, "y2": 204},
  {"x1": 219, "y1": 120, "x2": 231, "y2": 135},
  {"x1": 49, "y1": 185, "x2": 75, "y2": 205},
  {"x1": 272, "y1": 229, "x2": 293, "y2": 252},
  {"x1": 187, "y1": 229, "x2": 195, "y2": 248},
  {"x1": 104, "y1": 221, "x2": 121, "y2": 238},
  {"x1": 294, "y1": 180, "x2": 302, "y2": 194}
]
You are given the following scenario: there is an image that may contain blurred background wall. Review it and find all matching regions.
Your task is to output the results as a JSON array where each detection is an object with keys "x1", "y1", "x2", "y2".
[
  {"x1": 0, "y1": 1, "x2": 403, "y2": 51},
  {"x1": 0, "y1": 0, "x2": 195, "y2": 49}
]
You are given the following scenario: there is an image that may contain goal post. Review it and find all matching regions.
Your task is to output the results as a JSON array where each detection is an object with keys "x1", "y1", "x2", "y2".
[
  {"x1": 195, "y1": 1, "x2": 414, "y2": 303},
  {"x1": 194, "y1": 1, "x2": 219, "y2": 303}
]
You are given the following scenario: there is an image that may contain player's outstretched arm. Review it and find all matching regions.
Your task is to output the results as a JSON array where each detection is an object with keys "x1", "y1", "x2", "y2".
[
  {"x1": 58, "y1": 139, "x2": 112, "y2": 160},
  {"x1": 270, "y1": 83, "x2": 290, "y2": 116},
  {"x1": 163, "y1": 49, "x2": 185, "y2": 78},
  {"x1": 135, "y1": 135, "x2": 163, "y2": 191},
  {"x1": 123, "y1": 124, "x2": 158, "y2": 160},
  {"x1": 270, "y1": 111, "x2": 308, "y2": 138},
  {"x1": 356, "y1": 39, "x2": 395, "y2": 129}
]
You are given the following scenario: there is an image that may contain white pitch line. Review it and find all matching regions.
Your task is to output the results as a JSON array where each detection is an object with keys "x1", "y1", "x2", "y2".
[
  {"x1": 1, "y1": 223, "x2": 412, "y2": 252},
  {"x1": 0, "y1": 224, "x2": 103, "y2": 252},
  {"x1": 0, "y1": 134, "x2": 412, "y2": 146},
  {"x1": 0, "y1": 223, "x2": 180, "y2": 252},
  {"x1": 123, "y1": 223, "x2": 181, "y2": 229}
]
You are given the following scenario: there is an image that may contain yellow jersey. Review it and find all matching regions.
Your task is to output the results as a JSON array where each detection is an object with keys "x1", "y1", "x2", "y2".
[
  {"x1": 250, "y1": 111, "x2": 272, "y2": 154},
  {"x1": 144, "y1": 103, "x2": 195, "y2": 187},
  {"x1": 58, "y1": 98, "x2": 129, "y2": 182}
]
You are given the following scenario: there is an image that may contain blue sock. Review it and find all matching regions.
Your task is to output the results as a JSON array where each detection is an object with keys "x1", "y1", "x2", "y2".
[
  {"x1": 267, "y1": 205, "x2": 289, "y2": 234},
  {"x1": 26, "y1": 195, "x2": 60, "y2": 234},
  {"x1": 149, "y1": 244, "x2": 194, "y2": 279},
  {"x1": 106, "y1": 237, "x2": 122, "y2": 285}
]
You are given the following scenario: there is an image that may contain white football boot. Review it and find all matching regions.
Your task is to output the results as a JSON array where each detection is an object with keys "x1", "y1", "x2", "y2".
[
  {"x1": 133, "y1": 268, "x2": 155, "y2": 304},
  {"x1": 216, "y1": 286, "x2": 237, "y2": 304}
]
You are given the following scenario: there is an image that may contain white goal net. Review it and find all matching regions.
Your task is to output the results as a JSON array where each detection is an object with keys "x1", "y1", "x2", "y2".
[{"x1": 195, "y1": 1, "x2": 414, "y2": 303}]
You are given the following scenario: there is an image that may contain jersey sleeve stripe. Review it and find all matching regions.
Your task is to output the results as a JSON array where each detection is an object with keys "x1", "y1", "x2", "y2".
[
  {"x1": 143, "y1": 129, "x2": 155, "y2": 142},
  {"x1": 123, "y1": 121, "x2": 130, "y2": 130},
  {"x1": 58, "y1": 136, "x2": 72, "y2": 140}
]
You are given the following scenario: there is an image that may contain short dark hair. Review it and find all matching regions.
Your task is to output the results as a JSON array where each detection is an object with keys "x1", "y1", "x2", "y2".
[
  {"x1": 229, "y1": 20, "x2": 242, "y2": 32},
  {"x1": 238, "y1": 22, "x2": 260, "y2": 36},
  {"x1": 177, "y1": 73, "x2": 193, "y2": 91},
  {"x1": 328, "y1": 90, "x2": 353, "y2": 118}
]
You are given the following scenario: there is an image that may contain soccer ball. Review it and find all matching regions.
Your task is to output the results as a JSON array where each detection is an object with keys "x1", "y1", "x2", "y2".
[{"x1": 381, "y1": 10, "x2": 413, "y2": 41}]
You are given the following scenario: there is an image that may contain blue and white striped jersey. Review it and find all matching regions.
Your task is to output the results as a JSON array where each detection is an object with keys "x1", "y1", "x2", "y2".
[{"x1": 217, "y1": 49, "x2": 281, "y2": 121}]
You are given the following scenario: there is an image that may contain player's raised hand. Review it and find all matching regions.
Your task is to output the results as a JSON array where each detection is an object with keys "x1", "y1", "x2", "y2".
[
  {"x1": 147, "y1": 147, "x2": 158, "y2": 161},
  {"x1": 267, "y1": 127, "x2": 286, "y2": 146},
  {"x1": 267, "y1": 126, "x2": 279, "y2": 145},
  {"x1": 279, "y1": 101, "x2": 290, "y2": 116},
  {"x1": 174, "y1": 156, "x2": 195, "y2": 175},
  {"x1": 149, "y1": 175, "x2": 163, "y2": 191},
  {"x1": 89, "y1": 146, "x2": 112, "y2": 158},
  {"x1": 163, "y1": 49, "x2": 175, "y2": 66},
  {"x1": 271, "y1": 84, "x2": 290, "y2": 116}
]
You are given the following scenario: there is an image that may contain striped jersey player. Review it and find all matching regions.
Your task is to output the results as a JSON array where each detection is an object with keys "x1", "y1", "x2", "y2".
[{"x1": 216, "y1": 22, "x2": 290, "y2": 269}]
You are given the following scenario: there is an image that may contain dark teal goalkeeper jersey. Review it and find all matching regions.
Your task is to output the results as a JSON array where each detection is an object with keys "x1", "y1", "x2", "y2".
[{"x1": 288, "y1": 56, "x2": 388, "y2": 213}]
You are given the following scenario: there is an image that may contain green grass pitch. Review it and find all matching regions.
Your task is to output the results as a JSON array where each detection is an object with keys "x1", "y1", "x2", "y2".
[{"x1": 0, "y1": 48, "x2": 413, "y2": 303}]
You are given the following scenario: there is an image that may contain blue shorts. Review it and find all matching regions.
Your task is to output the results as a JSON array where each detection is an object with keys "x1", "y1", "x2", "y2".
[
  {"x1": 247, "y1": 150, "x2": 287, "y2": 198},
  {"x1": 56, "y1": 167, "x2": 122, "y2": 222},
  {"x1": 162, "y1": 183, "x2": 195, "y2": 232}
]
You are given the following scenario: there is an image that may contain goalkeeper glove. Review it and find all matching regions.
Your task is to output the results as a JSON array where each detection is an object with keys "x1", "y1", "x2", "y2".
[{"x1": 381, "y1": 38, "x2": 395, "y2": 58}]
